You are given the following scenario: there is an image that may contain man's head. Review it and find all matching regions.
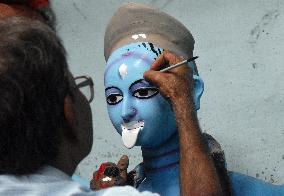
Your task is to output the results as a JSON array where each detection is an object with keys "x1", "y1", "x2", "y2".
[
  {"x1": 104, "y1": 2, "x2": 204, "y2": 149},
  {"x1": 0, "y1": 0, "x2": 55, "y2": 29},
  {"x1": 0, "y1": 18, "x2": 93, "y2": 175}
]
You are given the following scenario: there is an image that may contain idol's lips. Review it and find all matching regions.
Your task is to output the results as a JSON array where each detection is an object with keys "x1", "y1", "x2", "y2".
[{"x1": 122, "y1": 121, "x2": 144, "y2": 130}]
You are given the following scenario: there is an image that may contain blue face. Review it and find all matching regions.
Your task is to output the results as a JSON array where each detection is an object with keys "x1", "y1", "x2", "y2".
[{"x1": 104, "y1": 42, "x2": 177, "y2": 148}]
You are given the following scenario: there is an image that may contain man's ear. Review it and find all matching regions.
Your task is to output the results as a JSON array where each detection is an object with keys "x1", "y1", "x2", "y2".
[
  {"x1": 193, "y1": 75, "x2": 204, "y2": 110},
  {"x1": 64, "y1": 95, "x2": 77, "y2": 128},
  {"x1": 63, "y1": 95, "x2": 79, "y2": 143}
]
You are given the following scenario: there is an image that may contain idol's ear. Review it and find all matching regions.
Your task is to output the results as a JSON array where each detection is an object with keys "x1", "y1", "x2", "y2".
[{"x1": 193, "y1": 75, "x2": 204, "y2": 110}]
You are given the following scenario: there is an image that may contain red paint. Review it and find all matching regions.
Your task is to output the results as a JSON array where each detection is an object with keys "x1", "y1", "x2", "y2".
[
  {"x1": 27, "y1": 0, "x2": 49, "y2": 9},
  {"x1": 96, "y1": 163, "x2": 107, "y2": 180}
]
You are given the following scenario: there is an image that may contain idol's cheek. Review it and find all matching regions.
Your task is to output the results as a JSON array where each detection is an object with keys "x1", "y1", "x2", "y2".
[
  {"x1": 106, "y1": 105, "x2": 123, "y2": 135},
  {"x1": 132, "y1": 96, "x2": 176, "y2": 147}
]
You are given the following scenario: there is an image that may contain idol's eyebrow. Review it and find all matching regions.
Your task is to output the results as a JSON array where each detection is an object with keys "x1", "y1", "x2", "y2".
[{"x1": 129, "y1": 79, "x2": 151, "y2": 91}]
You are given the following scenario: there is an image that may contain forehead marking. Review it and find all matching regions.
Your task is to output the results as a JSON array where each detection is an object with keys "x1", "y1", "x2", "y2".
[
  {"x1": 119, "y1": 63, "x2": 128, "y2": 80},
  {"x1": 104, "y1": 51, "x2": 154, "y2": 79}
]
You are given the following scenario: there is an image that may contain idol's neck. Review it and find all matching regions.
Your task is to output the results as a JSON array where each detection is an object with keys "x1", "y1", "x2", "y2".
[{"x1": 141, "y1": 132, "x2": 180, "y2": 173}]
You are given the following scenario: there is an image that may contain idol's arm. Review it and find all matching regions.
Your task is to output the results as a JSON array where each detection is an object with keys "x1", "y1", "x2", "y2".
[{"x1": 144, "y1": 51, "x2": 222, "y2": 196}]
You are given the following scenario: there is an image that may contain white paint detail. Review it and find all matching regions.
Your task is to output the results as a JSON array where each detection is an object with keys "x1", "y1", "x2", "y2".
[
  {"x1": 131, "y1": 33, "x2": 147, "y2": 40},
  {"x1": 119, "y1": 63, "x2": 128, "y2": 79},
  {"x1": 138, "y1": 33, "x2": 147, "y2": 38},
  {"x1": 102, "y1": 176, "x2": 112, "y2": 182},
  {"x1": 131, "y1": 34, "x2": 139, "y2": 40},
  {"x1": 121, "y1": 121, "x2": 144, "y2": 149}
]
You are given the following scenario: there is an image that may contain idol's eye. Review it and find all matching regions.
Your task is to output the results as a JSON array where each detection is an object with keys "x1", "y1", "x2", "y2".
[
  {"x1": 133, "y1": 88, "x2": 158, "y2": 99},
  {"x1": 106, "y1": 94, "x2": 123, "y2": 105}
]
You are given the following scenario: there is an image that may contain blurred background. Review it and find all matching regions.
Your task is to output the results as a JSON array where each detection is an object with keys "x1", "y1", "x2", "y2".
[{"x1": 51, "y1": 0, "x2": 284, "y2": 184}]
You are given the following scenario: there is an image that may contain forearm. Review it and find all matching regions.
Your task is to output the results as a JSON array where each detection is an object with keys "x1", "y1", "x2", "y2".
[
  {"x1": 143, "y1": 50, "x2": 223, "y2": 195},
  {"x1": 172, "y1": 96, "x2": 222, "y2": 196}
]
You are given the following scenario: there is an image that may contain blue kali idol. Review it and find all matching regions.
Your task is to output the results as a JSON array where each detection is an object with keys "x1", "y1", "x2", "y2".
[
  {"x1": 103, "y1": 44, "x2": 284, "y2": 195},
  {"x1": 104, "y1": 41, "x2": 204, "y2": 196},
  {"x1": 104, "y1": 42, "x2": 204, "y2": 149}
]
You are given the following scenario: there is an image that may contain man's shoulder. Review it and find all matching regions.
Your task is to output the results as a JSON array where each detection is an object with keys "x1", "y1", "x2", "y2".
[
  {"x1": 92, "y1": 186, "x2": 159, "y2": 196},
  {"x1": 0, "y1": 173, "x2": 158, "y2": 196}
]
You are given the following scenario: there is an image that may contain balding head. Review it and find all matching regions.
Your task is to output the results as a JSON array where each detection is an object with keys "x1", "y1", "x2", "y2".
[{"x1": 0, "y1": 1, "x2": 55, "y2": 29}]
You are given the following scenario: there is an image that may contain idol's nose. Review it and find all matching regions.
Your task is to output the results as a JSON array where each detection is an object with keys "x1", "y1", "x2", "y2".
[{"x1": 121, "y1": 99, "x2": 137, "y2": 123}]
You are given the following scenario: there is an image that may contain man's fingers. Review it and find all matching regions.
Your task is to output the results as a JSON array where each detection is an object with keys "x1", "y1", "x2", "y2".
[
  {"x1": 144, "y1": 70, "x2": 169, "y2": 88},
  {"x1": 151, "y1": 52, "x2": 167, "y2": 71},
  {"x1": 151, "y1": 50, "x2": 182, "y2": 71}
]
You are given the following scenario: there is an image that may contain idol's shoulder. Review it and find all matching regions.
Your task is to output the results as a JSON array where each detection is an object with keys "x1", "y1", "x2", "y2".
[{"x1": 229, "y1": 171, "x2": 284, "y2": 196}]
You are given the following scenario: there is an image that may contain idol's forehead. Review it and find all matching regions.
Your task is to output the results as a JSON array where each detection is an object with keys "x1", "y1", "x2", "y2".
[{"x1": 104, "y1": 42, "x2": 163, "y2": 89}]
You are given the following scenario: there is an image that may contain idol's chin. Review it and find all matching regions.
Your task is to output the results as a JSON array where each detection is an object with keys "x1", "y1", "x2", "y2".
[
  {"x1": 136, "y1": 135, "x2": 158, "y2": 149},
  {"x1": 139, "y1": 135, "x2": 169, "y2": 149}
]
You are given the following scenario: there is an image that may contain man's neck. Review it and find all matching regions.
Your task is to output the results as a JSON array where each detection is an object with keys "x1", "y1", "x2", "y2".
[{"x1": 50, "y1": 140, "x2": 80, "y2": 176}]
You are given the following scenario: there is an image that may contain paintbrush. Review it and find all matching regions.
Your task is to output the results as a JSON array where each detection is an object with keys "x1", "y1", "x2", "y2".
[{"x1": 160, "y1": 56, "x2": 198, "y2": 72}]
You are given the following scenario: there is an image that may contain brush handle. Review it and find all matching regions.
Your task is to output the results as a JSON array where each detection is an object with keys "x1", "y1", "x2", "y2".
[{"x1": 160, "y1": 56, "x2": 198, "y2": 72}]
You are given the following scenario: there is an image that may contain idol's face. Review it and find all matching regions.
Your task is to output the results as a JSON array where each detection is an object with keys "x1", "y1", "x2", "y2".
[{"x1": 104, "y1": 42, "x2": 177, "y2": 149}]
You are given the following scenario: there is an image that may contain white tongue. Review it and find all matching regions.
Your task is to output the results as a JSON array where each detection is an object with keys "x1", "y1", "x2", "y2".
[{"x1": 121, "y1": 127, "x2": 141, "y2": 149}]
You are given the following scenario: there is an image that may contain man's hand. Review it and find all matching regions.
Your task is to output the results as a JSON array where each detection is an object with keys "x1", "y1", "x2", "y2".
[
  {"x1": 143, "y1": 50, "x2": 194, "y2": 105},
  {"x1": 144, "y1": 51, "x2": 223, "y2": 196},
  {"x1": 90, "y1": 155, "x2": 129, "y2": 190}
]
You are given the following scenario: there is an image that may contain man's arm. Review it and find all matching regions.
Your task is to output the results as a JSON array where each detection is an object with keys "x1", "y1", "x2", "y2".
[{"x1": 144, "y1": 51, "x2": 222, "y2": 196}]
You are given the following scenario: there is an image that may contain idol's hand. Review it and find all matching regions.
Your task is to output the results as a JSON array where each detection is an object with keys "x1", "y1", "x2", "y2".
[
  {"x1": 90, "y1": 155, "x2": 129, "y2": 190},
  {"x1": 143, "y1": 50, "x2": 194, "y2": 106}
]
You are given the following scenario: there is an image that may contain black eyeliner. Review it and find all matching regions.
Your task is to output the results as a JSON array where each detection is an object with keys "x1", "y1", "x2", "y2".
[
  {"x1": 128, "y1": 79, "x2": 145, "y2": 91},
  {"x1": 132, "y1": 87, "x2": 159, "y2": 99},
  {"x1": 105, "y1": 86, "x2": 120, "y2": 92}
]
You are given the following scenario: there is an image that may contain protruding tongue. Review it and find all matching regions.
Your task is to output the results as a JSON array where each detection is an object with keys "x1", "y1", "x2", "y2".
[{"x1": 121, "y1": 127, "x2": 140, "y2": 149}]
